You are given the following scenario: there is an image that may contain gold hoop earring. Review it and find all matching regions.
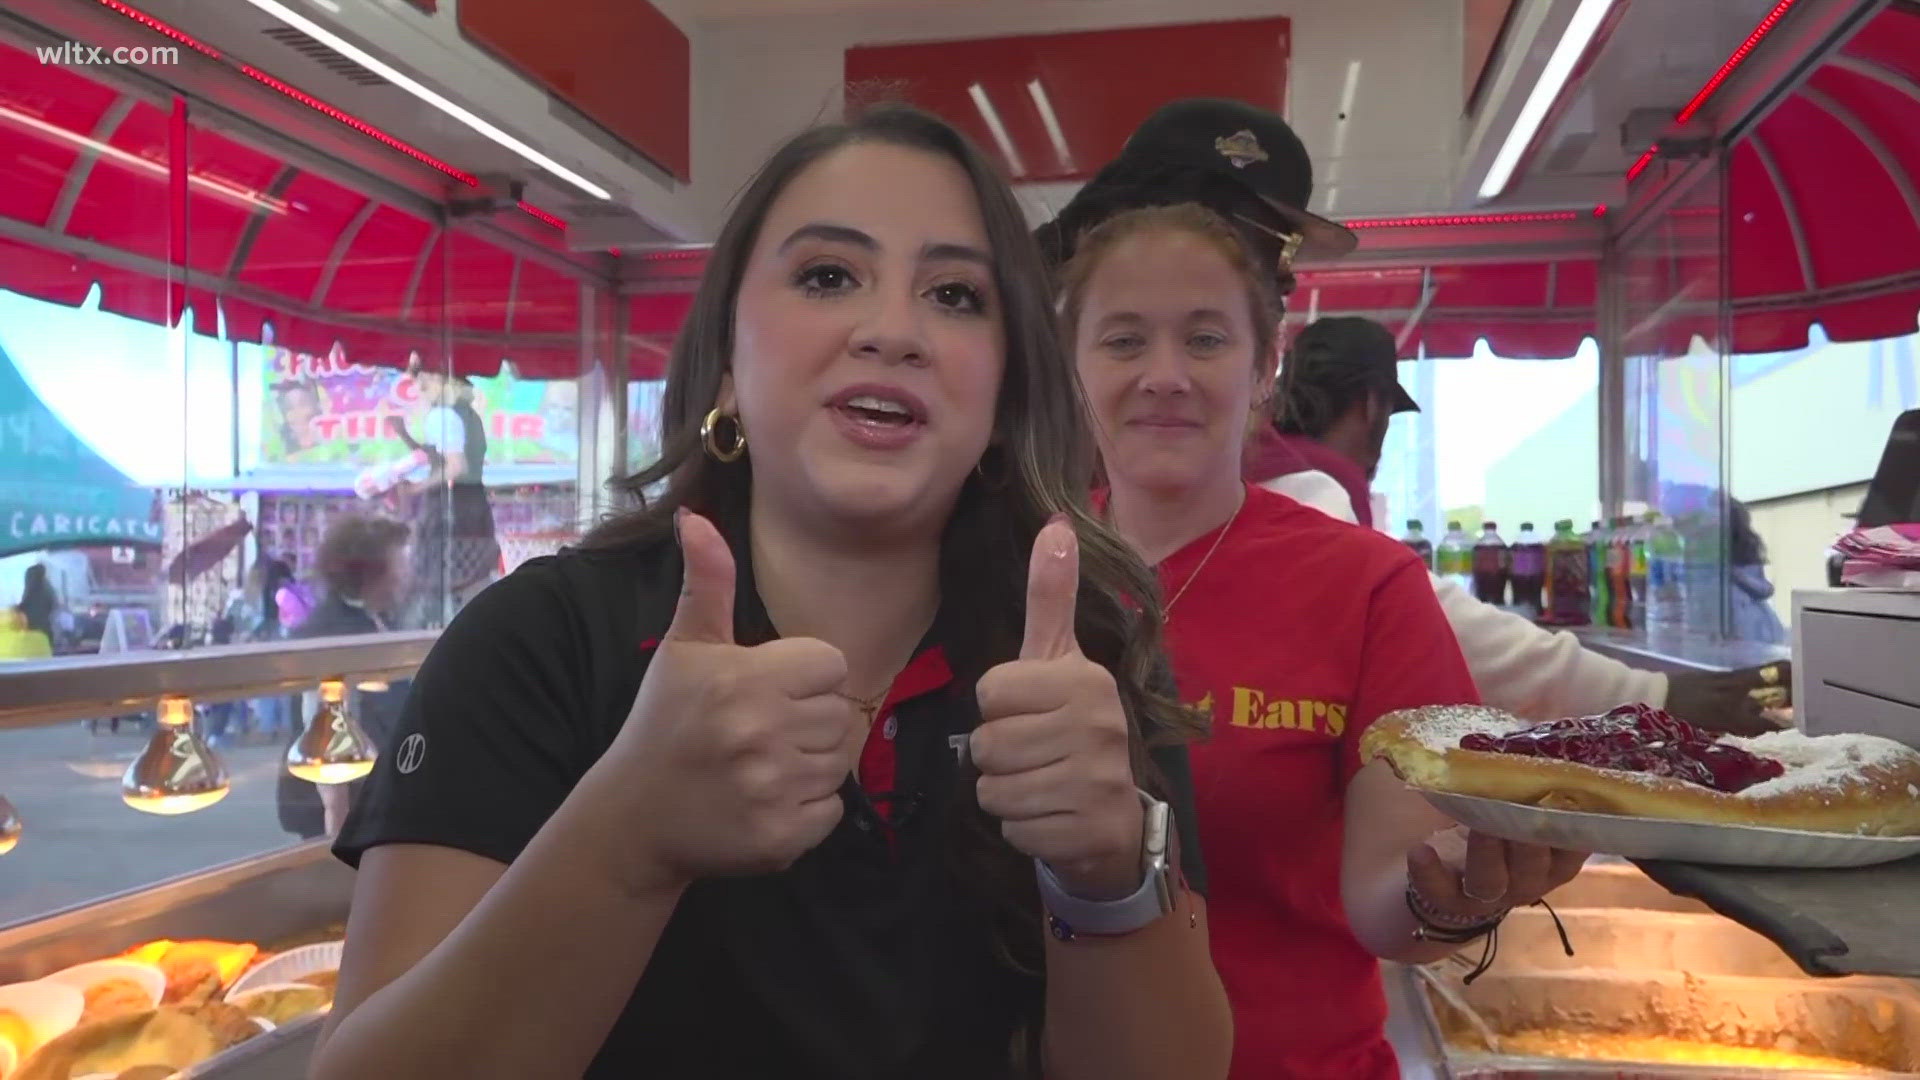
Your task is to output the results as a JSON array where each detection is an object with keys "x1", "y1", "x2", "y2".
[{"x1": 701, "y1": 408, "x2": 746, "y2": 463}]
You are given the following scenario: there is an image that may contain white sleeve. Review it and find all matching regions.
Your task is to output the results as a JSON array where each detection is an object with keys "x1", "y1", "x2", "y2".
[
  {"x1": 419, "y1": 406, "x2": 457, "y2": 454},
  {"x1": 1258, "y1": 471, "x2": 1357, "y2": 524},
  {"x1": 1429, "y1": 572, "x2": 1669, "y2": 720}
]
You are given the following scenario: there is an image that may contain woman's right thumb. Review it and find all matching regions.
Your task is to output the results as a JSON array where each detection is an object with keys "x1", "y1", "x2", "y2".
[{"x1": 663, "y1": 508, "x2": 737, "y2": 645}]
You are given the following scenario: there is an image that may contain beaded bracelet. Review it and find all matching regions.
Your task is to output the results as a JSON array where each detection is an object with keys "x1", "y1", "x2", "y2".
[{"x1": 1404, "y1": 883, "x2": 1506, "y2": 942}]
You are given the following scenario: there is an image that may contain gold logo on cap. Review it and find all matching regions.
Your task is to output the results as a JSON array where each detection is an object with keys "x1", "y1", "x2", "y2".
[{"x1": 1215, "y1": 130, "x2": 1269, "y2": 169}]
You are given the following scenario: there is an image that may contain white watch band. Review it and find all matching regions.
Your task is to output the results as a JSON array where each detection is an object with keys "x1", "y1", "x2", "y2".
[{"x1": 1035, "y1": 789, "x2": 1175, "y2": 939}]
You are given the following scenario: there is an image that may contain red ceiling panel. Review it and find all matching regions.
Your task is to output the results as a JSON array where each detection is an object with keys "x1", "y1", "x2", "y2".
[
  {"x1": 459, "y1": 0, "x2": 690, "y2": 180},
  {"x1": 845, "y1": 18, "x2": 1290, "y2": 183}
]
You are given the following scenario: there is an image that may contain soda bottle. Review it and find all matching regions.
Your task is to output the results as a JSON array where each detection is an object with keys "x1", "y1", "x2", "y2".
[
  {"x1": 1544, "y1": 519, "x2": 1592, "y2": 625},
  {"x1": 1402, "y1": 519, "x2": 1434, "y2": 570},
  {"x1": 1629, "y1": 512, "x2": 1655, "y2": 632},
  {"x1": 1437, "y1": 521, "x2": 1472, "y2": 590},
  {"x1": 1586, "y1": 520, "x2": 1610, "y2": 627},
  {"x1": 1646, "y1": 512, "x2": 1688, "y2": 640},
  {"x1": 1607, "y1": 516, "x2": 1635, "y2": 629},
  {"x1": 1509, "y1": 522, "x2": 1546, "y2": 617},
  {"x1": 1472, "y1": 522, "x2": 1510, "y2": 605}
]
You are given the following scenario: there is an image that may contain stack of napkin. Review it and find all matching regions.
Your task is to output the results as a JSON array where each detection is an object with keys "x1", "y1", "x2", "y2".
[{"x1": 1834, "y1": 524, "x2": 1920, "y2": 588}]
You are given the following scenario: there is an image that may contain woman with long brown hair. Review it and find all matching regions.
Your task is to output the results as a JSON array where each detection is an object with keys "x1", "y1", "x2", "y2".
[{"x1": 313, "y1": 105, "x2": 1229, "y2": 1080}]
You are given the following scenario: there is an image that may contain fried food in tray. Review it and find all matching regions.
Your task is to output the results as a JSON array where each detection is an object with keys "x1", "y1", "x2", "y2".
[
  {"x1": 10, "y1": 1003, "x2": 258, "y2": 1080},
  {"x1": 295, "y1": 970, "x2": 337, "y2": 996},
  {"x1": 228, "y1": 983, "x2": 330, "y2": 1027},
  {"x1": 76, "y1": 980, "x2": 152, "y2": 1027},
  {"x1": 1362, "y1": 703, "x2": 1920, "y2": 836},
  {"x1": 113, "y1": 941, "x2": 258, "y2": 1007}
]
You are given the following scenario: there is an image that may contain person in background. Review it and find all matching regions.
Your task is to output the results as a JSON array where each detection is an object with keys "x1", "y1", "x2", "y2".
[
  {"x1": 1729, "y1": 499, "x2": 1788, "y2": 645},
  {"x1": 279, "y1": 516, "x2": 413, "y2": 840},
  {"x1": 313, "y1": 104, "x2": 1229, "y2": 1080},
  {"x1": 17, "y1": 563, "x2": 57, "y2": 642},
  {"x1": 404, "y1": 363, "x2": 502, "y2": 619},
  {"x1": 1250, "y1": 317, "x2": 1415, "y2": 527},
  {"x1": 277, "y1": 551, "x2": 317, "y2": 632},
  {"x1": 1257, "y1": 315, "x2": 1782, "y2": 730},
  {"x1": 245, "y1": 557, "x2": 299, "y2": 739},
  {"x1": 1062, "y1": 201, "x2": 1583, "y2": 1079}
]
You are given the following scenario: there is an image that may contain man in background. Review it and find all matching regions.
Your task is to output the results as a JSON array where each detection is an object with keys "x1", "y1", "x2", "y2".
[{"x1": 1262, "y1": 314, "x2": 1778, "y2": 730}]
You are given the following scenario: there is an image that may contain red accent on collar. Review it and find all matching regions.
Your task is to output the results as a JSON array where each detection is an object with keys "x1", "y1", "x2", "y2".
[{"x1": 880, "y1": 644, "x2": 954, "y2": 714}]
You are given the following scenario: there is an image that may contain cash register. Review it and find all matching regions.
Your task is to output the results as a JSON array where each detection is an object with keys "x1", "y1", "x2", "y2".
[{"x1": 1792, "y1": 408, "x2": 1920, "y2": 750}]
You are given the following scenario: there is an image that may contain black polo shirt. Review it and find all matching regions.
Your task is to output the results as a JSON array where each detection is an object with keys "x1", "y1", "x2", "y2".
[{"x1": 335, "y1": 538, "x2": 1207, "y2": 1079}]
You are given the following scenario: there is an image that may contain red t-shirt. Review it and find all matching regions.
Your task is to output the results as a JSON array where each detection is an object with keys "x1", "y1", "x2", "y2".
[{"x1": 1158, "y1": 485, "x2": 1478, "y2": 1079}]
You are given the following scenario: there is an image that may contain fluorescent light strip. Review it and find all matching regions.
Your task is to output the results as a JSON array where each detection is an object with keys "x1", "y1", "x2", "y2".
[
  {"x1": 967, "y1": 83, "x2": 1026, "y2": 178},
  {"x1": 1478, "y1": 0, "x2": 1614, "y2": 199},
  {"x1": 1025, "y1": 79, "x2": 1073, "y2": 173},
  {"x1": 0, "y1": 104, "x2": 289, "y2": 214},
  {"x1": 239, "y1": 0, "x2": 612, "y2": 200}
]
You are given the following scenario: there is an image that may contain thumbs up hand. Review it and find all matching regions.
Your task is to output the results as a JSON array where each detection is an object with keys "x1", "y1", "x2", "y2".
[
  {"x1": 611, "y1": 509, "x2": 863, "y2": 892},
  {"x1": 973, "y1": 516, "x2": 1146, "y2": 901}
]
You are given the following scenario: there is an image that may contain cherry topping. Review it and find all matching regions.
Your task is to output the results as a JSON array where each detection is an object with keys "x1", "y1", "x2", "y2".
[{"x1": 1456, "y1": 704, "x2": 1784, "y2": 793}]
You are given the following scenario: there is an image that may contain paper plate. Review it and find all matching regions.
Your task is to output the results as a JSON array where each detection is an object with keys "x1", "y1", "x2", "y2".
[
  {"x1": 41, "y1": 960, "x2": 165, "y2": 1013},
  {"x1": 225, "y1": 941, "x2": 342, "y2": 1001},
  {"x1": 1420, "y1": 790, "x2": 1920, "y2": 868},
  {"x1": 0, "y1": 980, "x2": 84, "y2": 1058}
]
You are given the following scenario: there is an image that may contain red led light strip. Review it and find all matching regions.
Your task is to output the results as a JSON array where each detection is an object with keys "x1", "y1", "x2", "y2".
[
  {"x1": 1626, "y1": 0, "x2": 1798, "y2": 180},
  {"x1": 517, "y1": 201, "x2": 567, "y2": 230},
  {"x1": 239, "y1": 65, "x2": 477, "y2": 187},
  {"x1": 1676, "y1": 0, "x2": 1801, "y2": 124},
  {"x1": 93, "y1": 0, "x2": 222, "y2": 59},
  {"x1": 1346, "y1": 210, "x2": 1584, "y2": 229},
  {"x1": 1626, "y1": 145, "x2": 1660, "y2": 181},
  {"x1": 93, "y1": 0, "x2": 480, "y2": 188}
]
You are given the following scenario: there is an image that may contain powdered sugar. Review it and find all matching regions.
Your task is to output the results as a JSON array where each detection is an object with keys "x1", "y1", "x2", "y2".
[
  {"x1": 1722, "y1": 729, "x2": 1920, "y2": 799},
  {"x1": 1400, "y1": 705, "x2": 1533, "y2": 753}
]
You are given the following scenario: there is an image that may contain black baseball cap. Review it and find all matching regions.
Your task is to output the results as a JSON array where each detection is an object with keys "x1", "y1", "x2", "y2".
[
  {"x1": 1117, "y1": 99, "x2": 1357, "y2": 260},
  {"x1": 1291, "y1": 316, "x2": 1419, "y2": 413}
]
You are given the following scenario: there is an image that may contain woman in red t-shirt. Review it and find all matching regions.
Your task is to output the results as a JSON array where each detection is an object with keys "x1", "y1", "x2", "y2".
[{"x1": 1061, "y1": 204, "x2": 1587, "y2": 1079}]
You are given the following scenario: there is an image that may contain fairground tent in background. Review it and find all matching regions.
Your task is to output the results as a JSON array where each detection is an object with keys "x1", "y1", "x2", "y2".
[{"x1": 0, "y1": 341, "x2": 161, "y2": 558}]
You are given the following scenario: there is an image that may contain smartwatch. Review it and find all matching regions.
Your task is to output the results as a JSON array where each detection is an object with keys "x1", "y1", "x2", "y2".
[{"x1": 1036, "y1": 789, "x2": 1179, "y2": 940}]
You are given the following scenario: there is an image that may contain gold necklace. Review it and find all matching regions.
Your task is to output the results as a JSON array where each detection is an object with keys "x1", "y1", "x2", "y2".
[
  {"x1": 1163, "y1": 494, "x2": 1245, "y2": 617},
  {"x1": 835, "y1": 688, "x2": 887, "y2": 725}
]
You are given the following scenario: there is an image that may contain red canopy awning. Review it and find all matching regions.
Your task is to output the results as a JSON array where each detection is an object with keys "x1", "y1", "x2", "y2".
[
  {"x1": 1725, "y1": 3, "x2": 1920, "y2": 354},
  {"x1": 1283, "y1": 259, "x2": 1599, "y2": 360},
  {"x1": 0, "y1": 42, "x2": 593, "y2": 379}
]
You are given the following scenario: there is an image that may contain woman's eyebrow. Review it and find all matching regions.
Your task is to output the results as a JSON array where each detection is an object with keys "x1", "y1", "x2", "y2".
[{"x1": 779, "y1": 222, "x2": 875, "y2": 251}]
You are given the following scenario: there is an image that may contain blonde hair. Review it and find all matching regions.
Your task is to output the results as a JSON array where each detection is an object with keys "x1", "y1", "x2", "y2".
[{"x1": 1057, "y1": 202, "x2": 1282, "y2": 404}]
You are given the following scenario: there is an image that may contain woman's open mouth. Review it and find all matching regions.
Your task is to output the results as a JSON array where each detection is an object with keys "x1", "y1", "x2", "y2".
[{"x1": 827, "y1": 385, "x2": 928, "y2": 450}]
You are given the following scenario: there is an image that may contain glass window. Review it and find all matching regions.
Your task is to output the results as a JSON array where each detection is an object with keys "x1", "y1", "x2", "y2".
[
  {"x1": 0, "y1": 47, "x2": 599, "y2": 921},
  {"x1": 1374, "y1": 343, "x2": 1600, "y2": 543}
]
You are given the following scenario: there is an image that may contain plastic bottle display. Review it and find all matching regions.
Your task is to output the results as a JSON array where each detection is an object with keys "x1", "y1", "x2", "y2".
[
  {"x1": 1509, "y1": 522, "x2": 1547, "y2": 617},
  {"x1": 1628, "y1": 512, "x2": 1654, "y2": 631},
  {"x1": 1586, "y1": 520, "x2": 1610, "y2": 627},
  {"x1": 1544, "y1": 519, "x2": 1592, "y2": 625},
  {"x1": 1646, "y1": 512, "x2": 1688, "y2": 637},
  {"x1": 1607, "y1": 516, "x2": 1635, "y2": 629},
  {"x1": 1437, "y1": 521, "x2": 1473, "y2": 590},
  {"x1": 1472, "y1": 522, "x2": 1510, "y2": 605},
  {"x1": 1402, "y1": 519, "x2": 1434, "y2": 570}
]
